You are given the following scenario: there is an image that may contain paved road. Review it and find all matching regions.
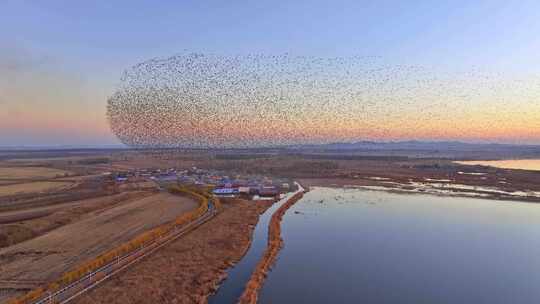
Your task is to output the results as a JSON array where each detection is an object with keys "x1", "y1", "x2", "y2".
[{"x1": 27, "y1": 198, "x2": 217, "y2": 304}]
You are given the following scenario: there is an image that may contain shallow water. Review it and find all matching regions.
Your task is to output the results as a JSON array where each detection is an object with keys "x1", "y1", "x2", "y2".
[
  {"x1": 456, "y1": 159, "x2": 540, "y2": 171},
  {"x1": 259, "y1": 187, "x2": 540, "y2": 304}
]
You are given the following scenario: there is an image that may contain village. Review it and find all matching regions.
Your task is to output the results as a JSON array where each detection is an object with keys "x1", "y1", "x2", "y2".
[{"x1": 109, "y1": 167, "x2": 295, "y2": 200}]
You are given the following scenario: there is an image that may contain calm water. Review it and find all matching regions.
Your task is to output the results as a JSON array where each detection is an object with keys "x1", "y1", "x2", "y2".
[
  {"x1": 208, "y1": 189, "x2": 301, "y2": 303},
  {"x1": 259, "y1": 187, "x2": 540, "y2": 304},
  {"x1": 456, "y1": 159, "x2": 540, "y2": 171}
]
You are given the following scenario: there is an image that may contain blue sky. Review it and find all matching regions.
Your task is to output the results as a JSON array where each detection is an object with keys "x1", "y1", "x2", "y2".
[{"x1": 1, "y1": 0, "x2": 540, "y2": 146}]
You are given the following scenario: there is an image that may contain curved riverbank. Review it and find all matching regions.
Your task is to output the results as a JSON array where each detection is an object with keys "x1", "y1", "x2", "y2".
[
  {"x1": 238, "y1": 184, "x2": 306, "y2": 304},
  {"x1": 208, "y1": 187, "x2": 303, "y2": 303},
  {"x1": 258, "y1": 187, "x2": 540, "y2": 303}
]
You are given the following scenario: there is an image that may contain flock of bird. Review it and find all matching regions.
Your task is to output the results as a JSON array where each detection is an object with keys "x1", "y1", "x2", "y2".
[{"x1": 106, "y1": 52, "x2": 539, "y2": 148}]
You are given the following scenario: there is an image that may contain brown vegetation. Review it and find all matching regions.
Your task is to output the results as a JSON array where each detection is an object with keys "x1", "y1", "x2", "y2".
[
  {"x1": 0, "y1": 167, "x2": 71, "y2": 180},
  {"x1": 6, "y1": 187, "x2": 206, "y2": 304},
  {"x1": 238, "y1": 190, "x2": 306, "y2": 304},
  {"x1": 72, "y1": 198, "x2": 273, "y2": 304},
  {"x1": 0, "y1": 181, "x2": 74, "y2": 196},
  {"x1": 1, "y1": 192, "x2": 197, "y2": 303},
  {"x1": 0, "y1": 191, "x2": 152, "y2": 248},
  {"x1": 0, "y1": 176, "x2": 113, "y2": 213}
]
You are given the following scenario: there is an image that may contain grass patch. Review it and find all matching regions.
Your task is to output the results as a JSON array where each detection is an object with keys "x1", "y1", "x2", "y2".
[
  {"x1": 0, "y1": 167, "x2": 70, "y2": 179},
  {"x1": 0, "y1": 181, "x2": 73, "y2": 196}
]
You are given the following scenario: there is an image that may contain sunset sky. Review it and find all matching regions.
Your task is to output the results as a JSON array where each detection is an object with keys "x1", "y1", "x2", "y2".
[{"x1": 2, "y1": 0, "x2": 540, "y2": 146}]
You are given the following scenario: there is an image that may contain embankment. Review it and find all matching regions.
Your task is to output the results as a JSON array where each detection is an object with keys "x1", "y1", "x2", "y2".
[
  {"x1": 237, "y1": 188, "x2": 306, "y2": 304},
  {"x1": 72, "y1": 198, "x2": 273, "y2": 304}
]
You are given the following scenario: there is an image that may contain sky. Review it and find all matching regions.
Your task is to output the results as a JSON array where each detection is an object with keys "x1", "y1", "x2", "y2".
[{"x1": 1, "y1": 0, "x2": 540, "y2": 146}]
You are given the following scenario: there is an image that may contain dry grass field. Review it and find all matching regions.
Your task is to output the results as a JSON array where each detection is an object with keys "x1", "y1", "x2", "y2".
[
  {"x1": 73, "y1": 199, "x2": 273, "y2": 304},
  {"x1": 0, "y1": 191, "x2": 152, "y2": 247},
  {"x1": 0, "y1": 167, "x2": 71, "y2": 180},
  {"x1": 0, "y1": 181, "x2": 74, "y2": 196},
  {"x1": 0, "y1": 192, "x2": 197, "y2": 301}
]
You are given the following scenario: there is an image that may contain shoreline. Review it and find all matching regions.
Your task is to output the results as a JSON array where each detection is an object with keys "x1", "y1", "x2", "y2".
[
  {"x1": 238, "y1": 185, "x2": 306, "y2": 304},
  {"x1": 205, "y1": 198, "x2": 278, "y2": 300},
  {"x1": 300, "y1": 178, "x2": 540, "y2": 204}
]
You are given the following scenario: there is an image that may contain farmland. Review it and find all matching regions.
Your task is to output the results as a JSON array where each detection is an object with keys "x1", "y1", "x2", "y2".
[
  {"x1": 0, "y1": 181, "x2": 74, "y2": 196},
  {"x1": 0, "y1": 152, "x2": 201, "y2": 302},
  {"x1": 0, "y1": 192, "x2": 197, "y2": 301},
  {"x1": 0, "y1": 167, "x2": 71, "y2": 180}
]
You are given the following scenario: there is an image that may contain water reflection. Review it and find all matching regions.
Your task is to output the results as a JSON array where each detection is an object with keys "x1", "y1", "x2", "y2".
[
  {"x1": 259, "y1": 187, "x2": 540, "y2": 304},
  {"x1": 208, "y1": 190, "x2": 300, "y2": 303},
  {"x1": 455, "y1": 159, "x2": 540, "y2": 171}
]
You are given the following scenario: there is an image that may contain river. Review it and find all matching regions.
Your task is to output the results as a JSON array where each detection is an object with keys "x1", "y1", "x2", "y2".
[
  {"x1": 208, "y1": 186, "x2": 303, "y2": 303},
  {"x1": 258, "y1": 187, "x2": 540, "y2": 304},
  {"x1": 455, "y1": 159, "x2": 540, "y2": 171}
]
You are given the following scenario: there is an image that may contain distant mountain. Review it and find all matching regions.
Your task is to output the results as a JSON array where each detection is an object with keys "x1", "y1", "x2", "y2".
[
  {"x1": 0, "y1": 144, "x2": 127, "y2": 151},
  {"x1": 291, "y1": 140, "x2": 540, "y2": 151}
]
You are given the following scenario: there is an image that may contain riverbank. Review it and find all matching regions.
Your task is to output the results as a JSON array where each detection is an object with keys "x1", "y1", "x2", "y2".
[
  {"x1": 300, "y1": 174, "x2": 540, "y2": 203},
  {"x1": 238, "y1": 185, "x2": 306, "y2": 304},
  {"x1": 71, "y1": 198, "x2": 273, "y2": 304},
  {"x1": 294, "y1": 158, "x2": 540, "y2": 203},
  {"x1": 257, "y1": 187, "x2": 540, "y2": 304}
]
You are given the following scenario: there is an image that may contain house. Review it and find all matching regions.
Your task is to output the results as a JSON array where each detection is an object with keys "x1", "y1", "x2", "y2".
[
  {"x1": 238, "y1": 186, "x2": 250, "y2": 194},
  {"x1": 259, "y1": 186, "x2": 278, "y2": 197},
  {"x1": 213, "y1": 188, "x2": 238, "y2": 195},
  {"x1": 115, "y1": 173, "x2": 128, "y2": 182}
]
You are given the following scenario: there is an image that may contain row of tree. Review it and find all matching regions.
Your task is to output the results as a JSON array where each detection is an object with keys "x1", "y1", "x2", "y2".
[
  {"x1": 239, "y1": 190, "x2": 306, "y2": 304},
  {"x1": 9, "y1": 186, "x2": 213, "y2": 304}
]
